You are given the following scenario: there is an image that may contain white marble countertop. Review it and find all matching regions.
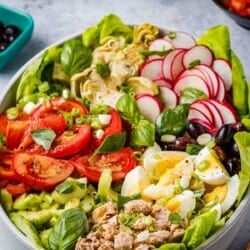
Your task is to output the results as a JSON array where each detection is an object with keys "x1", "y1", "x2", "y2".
[{"x1": 0, "y1": 0, "x2": 249, "y2": 249}]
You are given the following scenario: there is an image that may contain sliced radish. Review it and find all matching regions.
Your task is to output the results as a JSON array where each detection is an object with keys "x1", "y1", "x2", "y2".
[
  {"x1": 171, "y1": 49, "x2": 186, "y2": 80},
  {"x1": 153, "y1": 77, "x2": 172, "y2": 89},
  {"x1": 164, "y1": 31, "x2": 196, "y2": 49},
  {"x1": 191, "y1": 100, "x2": 215, "y2": 125},
  {"x1": 162, "y1": 49, "x2": 183, "y2": 81},
  {"x1": 173, "y1": 75, "x2": 211, "y2": 97},
  {"x1": 159, "y1": 85, "x2": 178, "y2": 109},
  {"x1": 183, "y1": 45, "x2": 214, "y2": 69},
  {"x1": 215, "y1": 76, "x2": 226, "y2": 101},
  {"x1": 212, "y1": 58, "x2": 232, "y2": 91},
  {"x1": 178, "y1": 68, "x2": 214, "y2": 97},
  {"x1": 140, "y1": 58, "x2": 163, "y2": 80},
  {"x1": 188, "y1": 107, "x2": 212, "y2": 124},
  {"x1": 136, "y1": 94, "x2": 162, "y2": 123},
  {"x1": 209, "y1": 100, "x2": 237, "y2": 125},
  {"x1": 195, "y1": 64, "x2": 220, "y2": 98},
  {"x1": 205, "y1": 100, "x2": 224, "y2": 128},
  {"x1": 149, "y1": 39, "x2": 174, "y2": 52},
  {"x1": 188, "y1": 118, "x2": 215, "y2": 134}
]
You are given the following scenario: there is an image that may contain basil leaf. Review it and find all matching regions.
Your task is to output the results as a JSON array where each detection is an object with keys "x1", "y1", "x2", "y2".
[
  {"x1": 116, "y1": 94, "x2": 141, "y2": 124},
  {"x1": 131, "y1": 119, "x2": 155, "y2": 147},
  {"x1": 96, "y1": 62, "x2": 111, "y2": 78},
  {"x1": 61, "y1": 39, "x2": 92, "y2": 77},
  {"x1": 48, "y1": 208, "x2": 89, "y2": 250},
  {"x1": 179, "y1": 88, "x2": 207, "y2": 104},
  {"x1": 168, "y1": 212, "x2": 185, "y2": 227},
  {"x1": 31, "y1": 128, "x2": 56, "y2": 151},
  {"x1": 93, "y1": 132, "x2": 126, "y2": 156},
  {"x1": 156, "y1": 104, "x2": 189, "y2": 136},
  {"x1": 186, "y1": 144, "x2": 204, "y2": 155}
]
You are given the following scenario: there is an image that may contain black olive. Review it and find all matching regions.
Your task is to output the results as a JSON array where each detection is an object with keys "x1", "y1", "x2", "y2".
[
  {"x1": 187, "y1": 122, "x2": 209, "y2": 139},
  {"x1": 215, "y1": 124, "x2": 236, "y2": 145},
  {"x1": 225, "y1": 157, "x2": 241, "y2": 176},
  {"x1": 4, "y1": 25, "x2": 20, "y2": 36},
  {"x1": 229, "y1": 141, "x2": 240, "y2": 158},
  {"x1": 161, "y1": 136, "x2": 197, "y2": 151},
  {"x1": 0, "y1": 33, "x2": 8, "y2": 43}
]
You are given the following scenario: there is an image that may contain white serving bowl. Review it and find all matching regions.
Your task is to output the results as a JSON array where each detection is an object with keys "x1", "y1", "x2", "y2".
[{"x1": 0, "y1": 29, "x2": 249, "y2": 250}]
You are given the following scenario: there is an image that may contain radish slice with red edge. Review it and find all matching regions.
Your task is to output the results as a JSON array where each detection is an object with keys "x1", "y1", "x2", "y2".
[
  {"x1": 205, "y1": 100, "x2": 224, "y2": 128},
  {"x1": 136, "y1": 94, "x2": 162, "y2": 123},
  {"x1": 159, "y1": 85, "x2": 178, "y2": 109},
  {"x1": 215, "y1": 76, "x2": 226, "y2": 101},
  {"x1": 190, "y1": 100, "x2": 215, "y2": 125},
  {"x1": 182, "y1": 45, "x2": 214, "y2": 69},
  {"x1": 149, "y1": 39, "x2": 174, "y2": 52},
  {"x1": 140, "y1": 58, "x2": 163, "y2": 80},
  {"x1": 212, "y1": 58, "x2": 232, "y2": 91},
  {"x1": 188, "y1": 107, "x2": 212, "y2": 124},
  {"x1": 173, "y1": 75, "x2": 211, "y2": 97},
  {"x1": 171, "y1": 49, "x2": 186, "y2": 80},
  {"x1": 164, "y1": 31, "x2": 196, "y2": 49},
  {"x1": 209, "y1": 100, "x2": 237, "y2": 124},
  {"x1": 153, "y1": 77, "x2": 172, "y2": 89},
  {"x1": 162, "y1": 49, "x2": 185, "y2": 81}
]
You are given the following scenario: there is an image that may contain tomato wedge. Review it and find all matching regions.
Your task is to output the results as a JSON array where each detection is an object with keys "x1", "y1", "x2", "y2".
[
  {"x1": 6, "y1": 182, "x2": 31, "y2": 197},
  {"x1": 48, "y1": 124, "x2": 91, "y2": 158},
  {"x1": 73, "y1": 147, "x2": 136, "y2": 182},
  {"x1": 91, "y1": 108, "x2": 122, "y2": 148},
  {"x1": 17, "y1": 113, "x2": 66, "y2": 151},
  {"x1": 30, "y1": 97, "x2": 88, "y2": 119},
  {"x1": 13, "y1": 153, "x2": 75, "y2": 191},
  {"x1": 0, "y1": 154, "x2": 16, "y2": 180},
  {"x1": 0, "y1": 113, "x2": 8, "y2": 135}
]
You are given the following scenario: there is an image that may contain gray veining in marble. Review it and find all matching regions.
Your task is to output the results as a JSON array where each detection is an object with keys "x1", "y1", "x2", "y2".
[{"x1": 0, "y1": 0, "x2": 249, "y2": 249}]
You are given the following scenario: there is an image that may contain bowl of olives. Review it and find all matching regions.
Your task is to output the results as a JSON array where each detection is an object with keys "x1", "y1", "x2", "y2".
[{"x1": 0, "y1": 4, "x2": 34, "y2": 70}]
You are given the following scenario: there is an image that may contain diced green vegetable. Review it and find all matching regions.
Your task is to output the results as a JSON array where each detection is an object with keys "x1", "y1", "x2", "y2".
[
  {"x1": 155, "y1": 243, "x2": 187, "y2": 250},
  {"x1": 13, "y1": 193, "x2": 42, "y2": 211},
  {"x1": 0, "y1": 189, "x2": 13, "y2": 212},
  {"x1": 97, "y1": 168, "x2": 112, "y2": 198},
  {"x1": 81, "y1": 195, "x2": 95, "y2": 213},
  {"x1": 10, "y1": 213, "x2": 44, "y2": 250},
  {"x1": 40, "y1": 228, "x2": 52, "y2": 249},
  {"x1": 64, "y1": 198, "x2": 81, "y2": 209}
]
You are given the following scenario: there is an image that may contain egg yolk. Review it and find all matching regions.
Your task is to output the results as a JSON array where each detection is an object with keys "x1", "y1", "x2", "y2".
[{"x1": 203, "y1": 184, "x2": 228, "y2": 204}]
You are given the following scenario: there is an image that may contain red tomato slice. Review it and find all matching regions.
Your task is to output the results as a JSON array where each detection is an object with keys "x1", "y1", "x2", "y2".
[
  {"x1": 73, "y1": 147, "x2": 136, "y2": 182},
  {"x1": 13, "y1": 153, "x2": 75, "y2": 191},
  {"x1": 0, "y1": 154, "x2": 16, "y2": 181},
  {"x1": 30, "y1": 97, "x2": 88, "y2": 119},
  {"x1": 48, "y1": 124, "x2": 91, "y2": 158},
  {"x1": 17, "y1": 113, "x2": 66, "y2": 151},
  {"x1": 0, "y1": 114, "x2": 8, "y2": 135},
  {"x1": 91, "y1": 108, "x2": 122, "y2": 148},
  {"x1": 6, "y1": 120, "x2": 30, "y2": 149},
  {"x1": 6, "y1": 182, "x2": 31, "y2": 197}
]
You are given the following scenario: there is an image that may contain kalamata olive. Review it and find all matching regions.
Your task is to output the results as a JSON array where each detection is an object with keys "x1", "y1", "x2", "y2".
[
  {"x1": 229, "y1": 141, "x2": 240, "y2": 158},
  {"x1": 187, "y1": 122, "x2": 209, "y2": 139},
  {"x1": 215, "y1": 124, "x2": 236, "y2": 145},
  {"x1": 161, "y1": 136, "x2": 197, "y2": 151},
  {"x1": 0, "y1": 34, "x2": 8, "y2": 43},
  {"x1": 225, "y1": 157, "x2": 241, "y2": 176},
  {"x1": 213, "y1": 146, "x2": 227, "y2": 162}
]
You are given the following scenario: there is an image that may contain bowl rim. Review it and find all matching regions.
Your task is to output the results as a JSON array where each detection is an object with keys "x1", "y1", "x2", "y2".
[{"x1": 0, "y1": 28, "x2": 250, "y2": 249}]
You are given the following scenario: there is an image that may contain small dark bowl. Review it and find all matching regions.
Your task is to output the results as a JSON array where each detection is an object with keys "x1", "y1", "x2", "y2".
[{"x1": 212, "y1": 0, "x2": 250, "y2": 29}]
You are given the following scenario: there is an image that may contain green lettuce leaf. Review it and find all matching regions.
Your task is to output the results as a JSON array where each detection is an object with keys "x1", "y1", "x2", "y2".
[
  {"x1": 231, "y1": 50, "x2": 248, "y2": 116},
  {"x1": 155, "y1": 243, "x2": 187, "y2": 250},
  {"x1": 82, "y1": 14, "x2": 132, "y2": 48},
  {"x1": 182, "y1": 209, "x2": 217, "y2": 249},
  {"x1": 196, "y1": 25, "x2": 231, "y2": 60},
  {"x1": 234, "y1": 131, "x2": 250, "y2": 203}
]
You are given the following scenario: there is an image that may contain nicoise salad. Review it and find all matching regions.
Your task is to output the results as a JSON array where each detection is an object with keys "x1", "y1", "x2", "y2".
[{"x1": 0, "y1": 14, "x2": 249, "y2": 250}]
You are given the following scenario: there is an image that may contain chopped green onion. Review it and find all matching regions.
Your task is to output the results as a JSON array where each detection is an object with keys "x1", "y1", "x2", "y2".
[
  {"x1": 6, "y1": 107, "x2": 19, "y2": 120},
  {"x1": 62, "y1": 88, "x2": 70, "y2": 99},
  {"x1": 38, "y1": 81, "x2": 50, "y2": 93}
]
